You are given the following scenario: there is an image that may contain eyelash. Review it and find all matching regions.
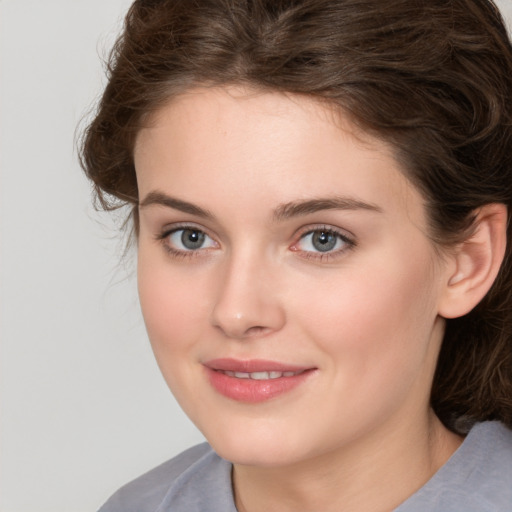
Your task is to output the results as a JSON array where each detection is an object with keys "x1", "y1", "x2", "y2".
[
  {"x1": 291, "y1": 225, "x2": 356, "y2": 262},
  {"x1": 156, "y1": 224, "x2": 356, "y2": 261},
  {"x1": 156, "y1": 224, "x2": 218, "y2": 260}
]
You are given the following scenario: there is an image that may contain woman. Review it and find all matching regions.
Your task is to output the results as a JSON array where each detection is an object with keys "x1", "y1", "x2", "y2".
[{"x1": 81, "y1": 0, "x2": 512, "y2": 510}]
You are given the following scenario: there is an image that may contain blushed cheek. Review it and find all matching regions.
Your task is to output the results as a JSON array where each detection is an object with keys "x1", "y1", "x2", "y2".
[
  {"x1": 306, "y1": 271, "x2": 438, "y2": 423},
  {"x1": 137, "y1": 261, "x2": 206, "y2": 357},
  {"x1": 296, "y1": 258, "x2": 438, "y2": 365}
]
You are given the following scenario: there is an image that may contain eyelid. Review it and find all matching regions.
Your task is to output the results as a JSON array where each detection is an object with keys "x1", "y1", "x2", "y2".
[
  {"x1": 289, "y1": 224, "x2": 356, "y2": 259},
  {"x1": 156, "y1": 222, "x2": 220, "y2": 257},
  {"x1": 157, "y1": 221, "x2": 215, "y2": 239},
  {"x1": 293, "y1": 224, "x2": 355, "y2": 243},
  {"x1": 154, "y1": 222, "x2": 355, "y2": 261}
]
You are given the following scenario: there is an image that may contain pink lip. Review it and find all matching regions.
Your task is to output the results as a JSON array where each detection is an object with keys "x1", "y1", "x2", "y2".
[
  {"x1": 203, "y1": 358, "x2": 316, "y2": 403},
  {"x1": 204, "y1": 358, "x2": 310, "y2": 373}
]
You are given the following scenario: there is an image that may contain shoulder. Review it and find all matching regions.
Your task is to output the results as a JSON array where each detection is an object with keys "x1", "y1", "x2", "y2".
[
  {"x1": 396, "y1": 421, "x2": 512, "y2": 512},
  {"x1": 97, "y1": 443, "x2": 235, "y2": 512}
]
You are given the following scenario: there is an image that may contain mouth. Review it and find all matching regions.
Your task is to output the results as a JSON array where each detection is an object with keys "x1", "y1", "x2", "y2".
[
  {"x1": 218, "y1": 369, "x2": 306, "y2": 380},
  {"x1": 203, "y1": 358, "x2": 316, "y2": 403}
]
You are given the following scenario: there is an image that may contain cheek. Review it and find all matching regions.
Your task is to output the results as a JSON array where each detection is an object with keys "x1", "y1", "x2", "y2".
[
  {"x1": 137, "y1": 254, "x2": 217, "y2": 409},
  {"x1": 292, "y1": 249, "x2": 439, "y2": 371},
  {"x1": 137, "y1": 252, "x2": 208, "y2": 357}
]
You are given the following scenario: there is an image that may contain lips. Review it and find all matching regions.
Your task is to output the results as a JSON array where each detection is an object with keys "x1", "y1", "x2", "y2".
[
  {"x1": 203, "y1": 358, "x2": 315, "y2": 403},
  {"x1": 220, "y1": 370, "x2": 304, "y2": 379}
]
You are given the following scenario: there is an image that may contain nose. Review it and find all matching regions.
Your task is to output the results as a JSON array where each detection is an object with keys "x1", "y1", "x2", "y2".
[{"x1": 210, "y1": 251, "x2": 286, "y2": 340}]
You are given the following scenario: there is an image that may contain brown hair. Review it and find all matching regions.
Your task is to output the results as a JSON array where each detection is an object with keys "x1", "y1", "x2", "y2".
[{"x1": 80, "y1": 0, "x2": 512, "y2": 432}]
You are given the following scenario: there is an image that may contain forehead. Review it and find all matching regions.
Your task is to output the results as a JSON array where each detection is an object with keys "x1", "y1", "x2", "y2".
[
  {"x1": 136, "y1": 85, "x2": 390, "y2": 158},
  {"x1": 139, "y1": 86, "x2": 379, "y2": 152},
  {"x1": 134, "y1": 86, "x2": 427, "y2": 226}
]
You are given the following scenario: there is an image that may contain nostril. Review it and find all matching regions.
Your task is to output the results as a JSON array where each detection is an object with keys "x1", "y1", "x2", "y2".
[
  {"x1": 210, "y1": 275, "x2": 287, "y2": 339},
  {"x1": 213, "y1": 323, "x2": 270, "y2": 339},
  {"x1": 244, "y1": 326, "x2": 268, "y2": 337}
]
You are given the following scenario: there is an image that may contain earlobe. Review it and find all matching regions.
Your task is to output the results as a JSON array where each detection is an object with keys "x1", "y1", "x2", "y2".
[{"x1": 438, "y1": 203, "x2": 508, "y2": 319}]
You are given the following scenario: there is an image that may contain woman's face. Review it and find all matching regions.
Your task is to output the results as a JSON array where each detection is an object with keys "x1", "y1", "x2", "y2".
[{"x1": 134, "y1": 87, "x2": 450, "y2": 467}]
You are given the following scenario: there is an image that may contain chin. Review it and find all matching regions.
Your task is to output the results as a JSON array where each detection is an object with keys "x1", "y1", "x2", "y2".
[
  {"x1": 200, "y1": 419, "x2": 313, "y2": 467},
  {"x1": 212, "y1": 440, "x2": 299, "y2": 467}
]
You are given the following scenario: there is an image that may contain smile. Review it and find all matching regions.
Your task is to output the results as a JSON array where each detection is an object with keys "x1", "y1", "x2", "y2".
[
  {"x1": 220, "y1": 370, "x2": 304, "y2": 380},
  {"x1": 203, "y1": 359, "x2": 315, "y2": 403}
]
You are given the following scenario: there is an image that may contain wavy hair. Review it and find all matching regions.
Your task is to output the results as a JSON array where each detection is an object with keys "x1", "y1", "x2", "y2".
[{"x1": 80, "y1": 0, "x2": 512, "y2": 432}]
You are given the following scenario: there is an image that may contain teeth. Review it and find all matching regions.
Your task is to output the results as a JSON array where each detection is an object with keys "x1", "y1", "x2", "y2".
[
  {"x1": 222, "y1": 370, "x2": 302, "y2": 380},
  {"x1": 251, "y1": 372, "x2": 273, "y2": 380}
]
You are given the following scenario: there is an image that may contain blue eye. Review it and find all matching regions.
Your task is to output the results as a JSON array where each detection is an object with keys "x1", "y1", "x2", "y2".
[
  {"x1": 297, "y1": 229, "x2": 350, "y2": 253},
  {"x1": 167, "y1": 228, "x2": 216, "y2": 251}
]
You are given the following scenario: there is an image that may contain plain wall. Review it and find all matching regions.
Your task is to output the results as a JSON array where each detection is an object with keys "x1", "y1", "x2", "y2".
[
  {"x1": 0, "y1": 2, "x2": 204, "y2": 511},
  {"x1": 1, "y1": 1, "x2": 511, "y2": 510}
]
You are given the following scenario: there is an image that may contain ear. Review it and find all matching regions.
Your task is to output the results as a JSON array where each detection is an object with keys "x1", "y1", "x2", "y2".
[{"x1": 438, "y1": 203, "x2": 508, "y2": 319}]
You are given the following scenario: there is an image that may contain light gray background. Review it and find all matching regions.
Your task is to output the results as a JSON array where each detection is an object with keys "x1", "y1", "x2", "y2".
[
  {"x1": 1, "y1": 1, "x2": 511, "y2": 511},
  {"x1": 0, "y1": 1, "x2": 204, "y2": 511}
]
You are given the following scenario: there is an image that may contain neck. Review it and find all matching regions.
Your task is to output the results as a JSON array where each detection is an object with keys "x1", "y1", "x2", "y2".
[{"x1": 233, "y1": 411, "x2": 462, "y2": 512}]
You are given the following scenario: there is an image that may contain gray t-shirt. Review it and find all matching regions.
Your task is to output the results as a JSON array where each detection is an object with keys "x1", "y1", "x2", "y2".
[{"x1": 98, "y1": 421, "x2": 512, "y2": 511}]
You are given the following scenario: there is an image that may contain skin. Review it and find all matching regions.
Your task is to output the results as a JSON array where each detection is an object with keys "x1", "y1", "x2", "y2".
[{"x1": 134, "y1": 86, "x2": 463, "y2": 512}]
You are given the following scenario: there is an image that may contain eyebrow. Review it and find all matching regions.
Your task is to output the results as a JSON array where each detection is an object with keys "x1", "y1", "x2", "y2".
[
  {"x1": 273, "y1": 196, "x2": 382, "y2": 221},
  {"x1": 139, "y1": 191, "x2": 214, "y2": 219},
  {"x1": 139, "y1": 191, "x2": 382, "y2": 221}
]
